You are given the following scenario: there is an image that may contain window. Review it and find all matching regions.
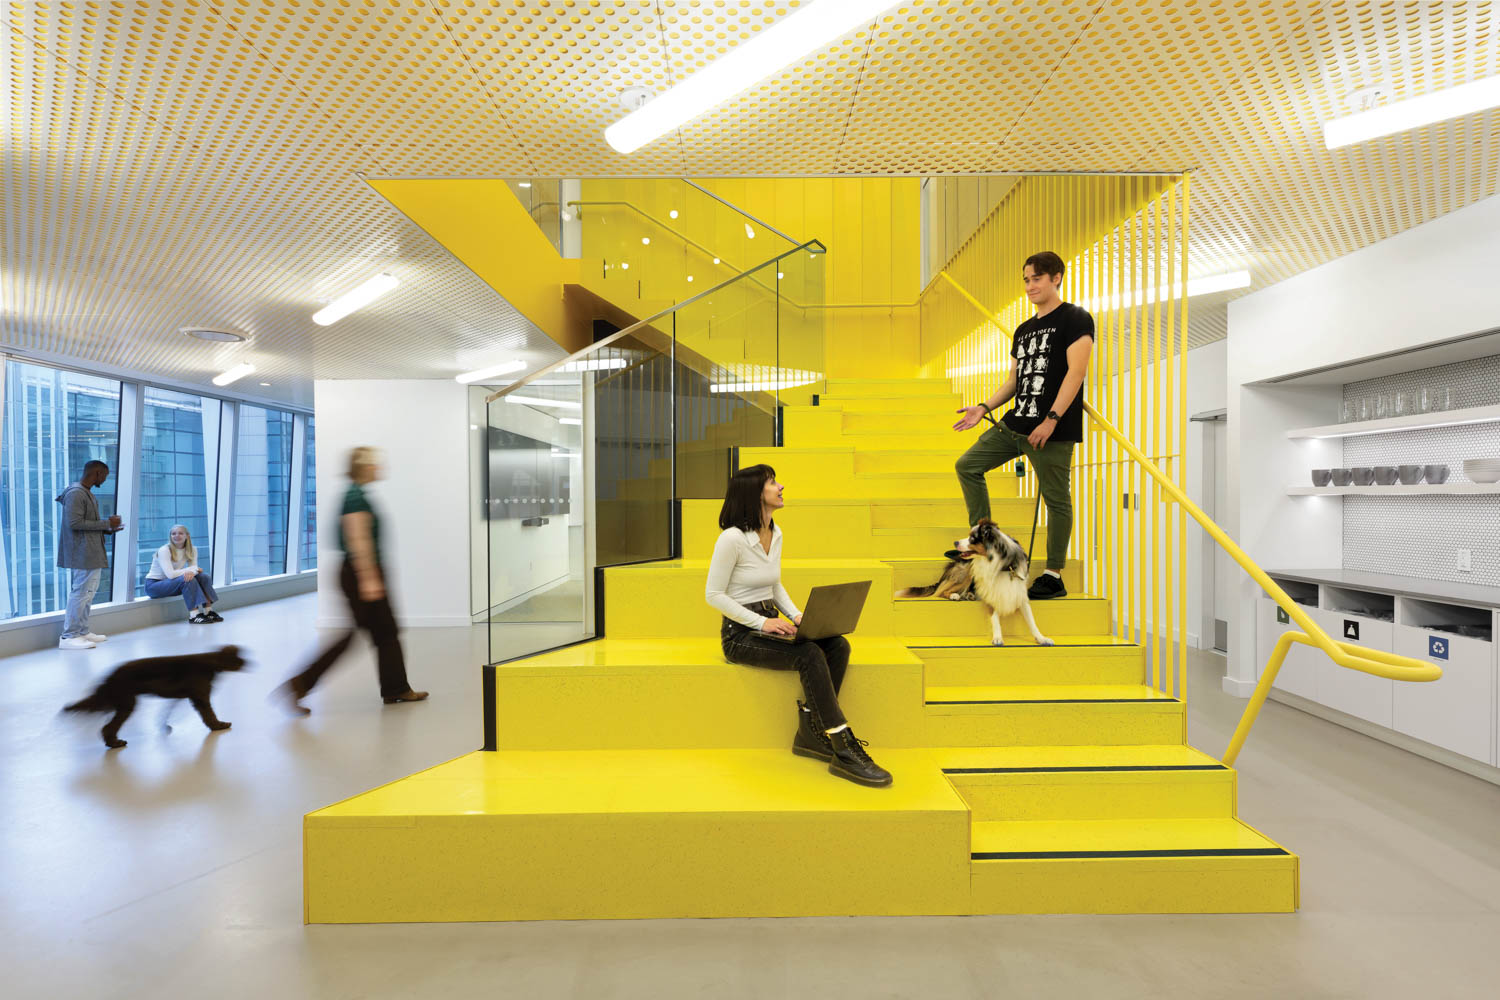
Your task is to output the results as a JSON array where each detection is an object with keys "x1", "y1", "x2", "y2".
[
  {"x1": 135, "y1": 388, "x2": 222, "y2": 586},
  {"x1": 0, "y1": 360, "x2": 122, "y2": 620},
  {"x1": 300, "y1": 416, "x2": 317, "y2": 569},
  {"x1": 231, "y1": 404, "x2": 294, "y2": 581}
]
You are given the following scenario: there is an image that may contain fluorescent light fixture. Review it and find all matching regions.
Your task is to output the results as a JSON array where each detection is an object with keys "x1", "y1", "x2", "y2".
[
  {"x1": 504, "y1": 394, "x2": 581, "y2": 410},
  {"x1": 312, "y1": 273, "x2": 399, "y2": 326},
  {"x1": 258, "y1": 382, "x2": 271, "y2": 387},
  {"x1": 559, "y1": 417, "x2": 582, "y2": 425},
  {"x1": 212, "y1": 363, "x2": 255, "y2": 387},
  {"x1": 604, "y1": 0, "x2": 899, "y2": 153},
  {"x1": 455, "y1": 359, "x2": 527, "y2": 384},
  {"x1": 562, "y1": 358, "x2": 627, "y2": 372},
  {"x1": 1324, "y1": 73, "x2": 1500, "y2": 149},
  {"x1": 517, "y1": 181, "x2": 532, "y2": 188}
]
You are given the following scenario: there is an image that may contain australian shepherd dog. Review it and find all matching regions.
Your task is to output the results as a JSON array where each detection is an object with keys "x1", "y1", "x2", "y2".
[{"x1": 896, "y1": 519, "x2": 1055, "y2": 647}]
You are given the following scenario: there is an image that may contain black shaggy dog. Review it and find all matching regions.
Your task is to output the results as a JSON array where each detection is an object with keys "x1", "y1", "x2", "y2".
[{"x1": 63, "y1": 644, "x2": 248, "y2": 749}]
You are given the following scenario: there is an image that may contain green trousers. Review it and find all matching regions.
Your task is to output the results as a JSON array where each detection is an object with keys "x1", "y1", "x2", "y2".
[{"x1": 954, "y1": 422, "x2": 1075, "y2": 571}]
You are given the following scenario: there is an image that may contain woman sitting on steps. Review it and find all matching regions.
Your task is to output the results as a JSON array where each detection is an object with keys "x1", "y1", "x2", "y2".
[{"x1": 705, "y1": 464, "x2": 892, "y2": 788}]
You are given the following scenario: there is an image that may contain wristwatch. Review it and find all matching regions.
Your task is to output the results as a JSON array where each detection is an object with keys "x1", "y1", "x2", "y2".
[{"x1": 1045, "y1": 409, "x2": 1061, "y2": 421}]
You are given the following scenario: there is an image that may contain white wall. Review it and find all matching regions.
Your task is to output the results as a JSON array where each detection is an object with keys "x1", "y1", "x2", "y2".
[
  {"x1": 1224, "y1": 191, "x2": 1500, "y2": 695},
  {"x1": 314, "y1": 380, "x2": 471, "y2": 628}
]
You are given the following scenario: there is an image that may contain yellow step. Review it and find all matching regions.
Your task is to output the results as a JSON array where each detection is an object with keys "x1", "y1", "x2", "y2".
[
  {"x1": 938, "y1": 745, "x2": 1234, "y2": 821},
  {"x1": 854, "y1": 449, "x2": 984, "y2": 477},
  {"x1": 812, "y1": 396, "x2": 963, "y2": 414},
  {"x1": 912, "y1": 637, "x2": 1145, "y2": 686},
  {"x1": 895, "y1": 594, "x2": 1111, "y2": 636},
  {"x1": 738, "y1": 446, "x2": 1019, "y2": 500},
  {"x1": 967, "y1": 818, "x2": 1297, "y2": 914},
  {"x1": 602, "y1": 559, "x2": 896, "y2": 637},
  {"x1": 305, "y1": 749, "x2": 972, "y2": 922},
  {"x1": 885, "y1": 556, "x2": 1084, "y2": 591},
  {"x1": 922, "y1": 684, "x2": 1183, "y2": 746},
  {"x1": 823, "y1": 378, "x2": 957, "y2": 398}
]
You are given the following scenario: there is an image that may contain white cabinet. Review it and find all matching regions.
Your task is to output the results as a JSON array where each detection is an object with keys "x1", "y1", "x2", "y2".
[
  {"x1": 1257, "y1": 598, "x2": 1321, "y2": 700},
  {"x1": 1313, "y1": 607, "x2": 1394, "y2": 728},
  {"x1": 1390, "y1": 600, "x2": 1495, "y2": 765}
]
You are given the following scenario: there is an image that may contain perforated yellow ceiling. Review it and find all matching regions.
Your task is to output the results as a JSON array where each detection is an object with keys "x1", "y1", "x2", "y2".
[{"x1": 4, "y1": 0, "x2": 1498, "y2": 397}]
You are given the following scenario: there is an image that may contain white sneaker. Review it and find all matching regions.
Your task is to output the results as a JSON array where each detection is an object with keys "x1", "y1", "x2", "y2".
[
  {"x1": 59, "y1": 636, "x2": 97, "y2": 650},
  {"x1": 85, "y1": 632, "x2": 107, "y2": 642}
]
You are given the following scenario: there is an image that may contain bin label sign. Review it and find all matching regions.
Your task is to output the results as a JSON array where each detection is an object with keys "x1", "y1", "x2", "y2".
[
  {"x1": 1428, "y1": 636, "x2": 1449, "y2": 661},
  {"x1": 1343, "y1": 619, "x2": 1360, "y2": 641},
  {"x1": 1276, "y1": 608, "x2": 1289, "y2": 625}
]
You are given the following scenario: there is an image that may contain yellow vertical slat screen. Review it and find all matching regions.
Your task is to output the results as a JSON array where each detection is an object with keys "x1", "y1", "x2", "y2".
[{"x1": 919, "y1": 174, "x2": 1190, "y2": 699}]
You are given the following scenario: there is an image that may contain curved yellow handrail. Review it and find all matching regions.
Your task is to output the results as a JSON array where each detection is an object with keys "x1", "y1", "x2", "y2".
[{"x1": 933, "y1": 269, "x2": 1442, "y2": 766}]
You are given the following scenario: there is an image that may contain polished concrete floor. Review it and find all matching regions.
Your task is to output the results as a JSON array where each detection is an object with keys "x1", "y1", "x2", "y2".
[{"x1": 4, "y1": 594, "x2": 1499, "y2": 999}]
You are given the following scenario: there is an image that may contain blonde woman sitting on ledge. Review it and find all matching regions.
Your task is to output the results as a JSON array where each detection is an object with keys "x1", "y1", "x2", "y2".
[{"x1": 143, "y1": 524, "x2": 222, "y2": 624}]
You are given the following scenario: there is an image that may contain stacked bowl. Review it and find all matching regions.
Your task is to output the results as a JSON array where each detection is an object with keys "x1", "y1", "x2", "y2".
[{"x1": 1463, "y1": 458, "x2": 1500, "y2": 484}]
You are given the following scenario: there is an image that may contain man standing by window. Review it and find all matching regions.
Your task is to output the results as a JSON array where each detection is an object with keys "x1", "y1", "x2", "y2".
[
  {"x1": 56, "y1": 459, "x2": 122, "y2": 649},
  {"x1": 952, "y1": 251, "x2": 1095, "y2": 600}
]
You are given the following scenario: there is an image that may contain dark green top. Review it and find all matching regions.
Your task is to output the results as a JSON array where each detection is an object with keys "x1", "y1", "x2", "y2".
[{"x1": 338, "y1": 483, "x2": 381, "y2": 565}]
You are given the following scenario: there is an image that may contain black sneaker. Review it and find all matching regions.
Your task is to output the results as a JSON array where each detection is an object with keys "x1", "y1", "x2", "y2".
[
  {"x1": 792, "y1": 700, "x2": 834, "y2": 762},
  {"x1": 205, "y1": 610, "x2": 224, "y2": 623},
  {"x1": 827, "y1": 728, "x2": 893, "y2": 788},
  {"x1": 189, "y1": 612, "x2": 210, "y2": 624},
  {"x1": 1027, "y1": 573, "x2": 1067, "y2": 600}
]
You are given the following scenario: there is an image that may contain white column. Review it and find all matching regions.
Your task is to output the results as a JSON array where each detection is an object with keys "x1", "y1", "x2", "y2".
[
  {"x1": 286, "y1": 413, "x2": 307, "y2": 575},
  {"x1": 212, "y1": 402, "x2": 239, "y2": 589},
  {"x1": 112, "y1": 382, "x2": 143, "y2": 603}
]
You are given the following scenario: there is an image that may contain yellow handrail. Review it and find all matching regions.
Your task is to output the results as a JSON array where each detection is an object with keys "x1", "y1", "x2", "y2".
[{"x1": 933, "y1": 270, "x2": 1442, "y2": 766}]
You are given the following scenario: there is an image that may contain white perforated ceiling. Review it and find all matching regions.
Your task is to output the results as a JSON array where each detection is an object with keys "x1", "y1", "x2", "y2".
[{"x1": 3, "y1": 1, "x2": 1498, "y2": 402}]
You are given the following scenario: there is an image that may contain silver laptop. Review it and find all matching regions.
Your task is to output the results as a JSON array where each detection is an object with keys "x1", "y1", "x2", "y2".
[{"x1": 767, "y1": 580, "x2": 872, "y2": 643}]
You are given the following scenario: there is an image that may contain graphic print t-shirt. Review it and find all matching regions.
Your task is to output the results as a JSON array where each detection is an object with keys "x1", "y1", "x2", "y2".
[{"x1": 1001, "y1": 302, "x2": 1095, "y2": 443}]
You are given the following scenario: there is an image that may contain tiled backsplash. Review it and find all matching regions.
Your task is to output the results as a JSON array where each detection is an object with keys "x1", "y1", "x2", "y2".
[{"x1": 1341, "y1": 354, "x2": 1500, "y2": 587}]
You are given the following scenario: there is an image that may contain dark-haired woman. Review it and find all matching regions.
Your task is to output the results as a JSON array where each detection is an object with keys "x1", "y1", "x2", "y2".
[{"x1": 705, "y1": 464, "x2": 892, "y2": 788}]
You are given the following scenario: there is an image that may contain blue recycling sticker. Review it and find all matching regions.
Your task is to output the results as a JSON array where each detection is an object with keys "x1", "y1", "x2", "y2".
[{"x1": 1428, "y1": 635, "x2": 1449, "y2": 661}]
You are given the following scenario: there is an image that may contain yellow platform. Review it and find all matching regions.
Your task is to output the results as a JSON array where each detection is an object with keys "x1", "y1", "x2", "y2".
[{"x1": 306, "y1": 377, "x2": 1297, "y2": 922}]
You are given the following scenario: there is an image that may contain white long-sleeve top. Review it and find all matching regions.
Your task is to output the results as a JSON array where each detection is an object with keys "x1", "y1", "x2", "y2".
[
  {"x1": 704, "y1": 524, "x2": 802, "y2": 629},
  {"x1": 146, "y1": 544, "x2": 199, "y2": 581}
]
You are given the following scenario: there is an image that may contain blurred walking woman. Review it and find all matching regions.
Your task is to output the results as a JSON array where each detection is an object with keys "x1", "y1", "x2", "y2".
[
  {"x1": 706, "y1": 464, "x2": 891, "y2": 788},
  {"x1": 278, "y1": 447, "x2": 427, "y2": 714},
  {"x1": 143, "y1": 524, "x2": 221, "y2": 623}
]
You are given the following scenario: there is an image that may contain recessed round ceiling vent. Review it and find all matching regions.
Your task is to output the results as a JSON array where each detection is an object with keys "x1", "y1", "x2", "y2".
[{"x1": 181, "y1": 328, "x2": 246, "y2": 342}]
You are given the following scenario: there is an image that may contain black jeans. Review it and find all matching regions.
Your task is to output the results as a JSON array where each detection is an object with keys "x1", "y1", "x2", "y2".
[
  {"x1": 721, "y1": 601, "x2": 851, "y2": 730},
  {"x1": 292, "y1": 560, "x2": 412, "y2": 699}
]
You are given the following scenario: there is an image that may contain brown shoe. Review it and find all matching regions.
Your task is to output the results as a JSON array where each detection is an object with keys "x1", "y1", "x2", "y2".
[{"x1": 383, "y1": 689, "x2": 429, "y2": 704}]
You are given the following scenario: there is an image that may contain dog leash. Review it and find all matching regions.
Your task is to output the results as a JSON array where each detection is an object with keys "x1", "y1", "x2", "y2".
[{"x1": 979, "y1": 409, "x2": 1046, "y2": 565}]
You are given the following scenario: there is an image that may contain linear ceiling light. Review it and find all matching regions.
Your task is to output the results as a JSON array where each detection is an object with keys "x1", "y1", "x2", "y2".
[
  {"x1": 1324, "y1": 73, "x2": 1500, "y2": 149},
  {"x1": 212, "y1": 363, "x2": 255, "y2": 387},
  {"x1": 603, "y1": 0, "x2": 901, "y2": 154},
  {"x1": 455, "y1": 359, "x2": 527, "y2": 384},
  {"x1": 504, "y1": 394, "x2": 582, "y2": 411},
  {"x1": 312, "y1": 273, "x2": 400, "y2": 326},
  {"x1": 561, "y1": 358, "x2": 628, "y2": 372}
]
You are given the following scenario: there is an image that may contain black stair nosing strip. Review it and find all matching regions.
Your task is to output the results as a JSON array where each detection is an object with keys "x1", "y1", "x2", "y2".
[
  {"x1": 942, "y1": 773, "x2": 1224, "y2": 779},
  {"x1": 972, "y1": 847, "x2": 1290, "y2": 860},
  {"x1": 926, "y1": 697, "x2": 1180, "y2": 706}
]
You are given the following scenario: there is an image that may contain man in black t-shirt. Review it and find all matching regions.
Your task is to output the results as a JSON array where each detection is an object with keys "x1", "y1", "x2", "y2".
[{"x1": 953, "y1": 251, "x2": 1095, "y2": 599}]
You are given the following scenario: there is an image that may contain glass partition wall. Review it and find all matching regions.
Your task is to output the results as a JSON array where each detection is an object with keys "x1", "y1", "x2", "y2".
[{"x1": 483, "y1": 239, "x2": 826, "y2": 666}]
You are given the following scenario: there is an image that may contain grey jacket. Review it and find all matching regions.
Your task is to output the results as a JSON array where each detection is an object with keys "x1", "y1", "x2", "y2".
[{"x1": 56, "y1": 483, "x2": 112, "y2": 569}]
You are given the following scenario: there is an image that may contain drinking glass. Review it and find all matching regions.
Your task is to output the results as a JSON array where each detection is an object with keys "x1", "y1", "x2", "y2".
[
  {"x1": 1358, "y1": 397, "x2": 1371, "y2": 421},
  {"x1": 1340, "y1": 400, "x2": 1356, "y2": 423},
  {"x1": 1375, "y1": 393, "x2": 1390, "y2": 419},
  {"x1": 1418, "y1": 386, "x2": 1432, "y2": 413}
]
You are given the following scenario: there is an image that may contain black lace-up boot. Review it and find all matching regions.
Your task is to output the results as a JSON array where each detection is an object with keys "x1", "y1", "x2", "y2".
[
  {"x1": 792, "y1": 700, "x2": 834, "y2": 762},
  {"x1": 827, "y1": 728, "x2": 893, "y2": 788}
]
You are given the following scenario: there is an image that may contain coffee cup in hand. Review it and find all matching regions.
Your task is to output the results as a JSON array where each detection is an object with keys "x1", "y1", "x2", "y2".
[{"x1": 108, "y1": 515, "x2": 122, "y2": 529}]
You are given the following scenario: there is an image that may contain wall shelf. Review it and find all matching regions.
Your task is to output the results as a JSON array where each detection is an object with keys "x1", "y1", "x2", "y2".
[
  {"x1": 1288, "y1": 483, "x2": 1500, "y2": 496},
  {"x1": 1285, "y1": 403, "x2": 1500, "y2": 440}
]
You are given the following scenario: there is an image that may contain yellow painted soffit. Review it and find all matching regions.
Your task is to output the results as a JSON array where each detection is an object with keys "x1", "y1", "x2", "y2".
[{"x1": 367, "y1": 177, "x2": 579, "y2": 352}]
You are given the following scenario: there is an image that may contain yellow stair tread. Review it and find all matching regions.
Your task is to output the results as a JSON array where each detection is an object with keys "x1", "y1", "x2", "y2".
[
  {"x1": 309, "y1": 749, "x2": 966, "y2": 821},
  {"x1": 970, "y1": 818, "x2": 1289, "y2": 857},
  {"x1": 927, "y1": 684, "x2": 1178, "y2": 703},
  {"x1": 929, "y1": 745, "x2": 1223, "y2": 771},
  {"x1": 904, "y1": 634, "x2": 1136, "y2": 649},
  {"x1": 896, "y1": 593, "x2": 1105, "y2": 606},
  {"x1": 611, "y1": 558, "x2": 892, "y2": 571},
  {"x1": 507, "y1": 635, "x2": 920, "y2": 671}
]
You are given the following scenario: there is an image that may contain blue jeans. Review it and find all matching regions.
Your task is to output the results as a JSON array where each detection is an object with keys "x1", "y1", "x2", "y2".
[
  {"x1": 143, "y1": 574, "x2": 219, "y2": 612},
  {"x1": 62, "y1": 568, "x2": 102, "y2": 638}
]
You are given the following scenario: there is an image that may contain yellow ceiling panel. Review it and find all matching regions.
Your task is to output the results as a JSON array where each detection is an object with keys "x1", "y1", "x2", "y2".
[{"x1": 4, "y1": 0, "x2": 1498, "y2": 403}]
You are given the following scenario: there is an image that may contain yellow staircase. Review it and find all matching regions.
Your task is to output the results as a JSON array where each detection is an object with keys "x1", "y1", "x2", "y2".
[{"x1": 305, "y1": 378, "x2": 1297, "y2": 922}]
